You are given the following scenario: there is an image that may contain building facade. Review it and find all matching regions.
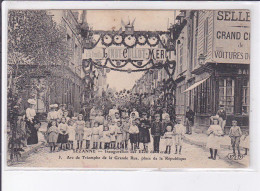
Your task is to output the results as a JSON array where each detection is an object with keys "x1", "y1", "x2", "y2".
[{"x1": 174, "y1": 10, "x2": 250, "y2": 133}]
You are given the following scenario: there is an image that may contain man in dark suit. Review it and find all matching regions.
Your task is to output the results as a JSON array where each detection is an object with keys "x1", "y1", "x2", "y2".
[
  {"x1": 185, "y1": 106, "x2": 195, "y2": 134},
  {"x1": 151, "y1": 113, "x2": 164, "y2": 153}
]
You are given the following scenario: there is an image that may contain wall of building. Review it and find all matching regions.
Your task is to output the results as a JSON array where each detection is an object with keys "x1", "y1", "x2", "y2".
[{"x1": 174, "y1": 10, "x2": 250, "y2": 133}]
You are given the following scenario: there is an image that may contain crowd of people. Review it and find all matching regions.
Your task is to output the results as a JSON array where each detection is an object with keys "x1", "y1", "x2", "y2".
[
  {"x1": 12, "y1": 99, "x2": 249, "y2": 160},
  {"x1": 44, "y1": 103, "x2": 186, "y2": 154}
]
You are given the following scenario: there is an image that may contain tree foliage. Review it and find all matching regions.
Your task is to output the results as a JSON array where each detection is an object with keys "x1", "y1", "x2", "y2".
[{"x1": 7, "y1": 10, "x2": 73, "y2": 161}]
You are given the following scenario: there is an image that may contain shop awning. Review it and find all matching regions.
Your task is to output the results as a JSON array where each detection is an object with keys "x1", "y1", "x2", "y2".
[{"x1": 183, "y1": 77, "x2": 209, "y2": 93}]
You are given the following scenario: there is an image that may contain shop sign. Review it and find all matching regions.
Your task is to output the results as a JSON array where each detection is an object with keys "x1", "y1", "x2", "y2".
[{"x1": 213, "y1": 10, "x2": 250, "y2": 64}]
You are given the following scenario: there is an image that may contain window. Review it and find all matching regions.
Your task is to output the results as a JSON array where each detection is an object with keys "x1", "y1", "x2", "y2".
[
  {"x1": 194, "y1": 78, "x2": 212, "y2": 114},
  {"x1": 242, "y1": 79, "x2": 250, "y2": 114},
  {"x1": 203, "y1": 18, "x2": 208, "y2": 55},
  {"x1": 219, "y1": 78, "x2": 235, "y2": 114}
]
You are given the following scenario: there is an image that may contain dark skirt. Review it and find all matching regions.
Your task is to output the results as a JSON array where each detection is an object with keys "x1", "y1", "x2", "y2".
[
  {"x1": 130, "y1": 134, "x2": 138, "y2": 144},
  {"x1": 26, "y1": 121, "x2": 38, "y2": 145},
  {"x1": 139, "y1": 128, "x2": 150, "y2": 143},
  {"x1": 57, "y1": 133, "x2": 69, "y2": 144}
]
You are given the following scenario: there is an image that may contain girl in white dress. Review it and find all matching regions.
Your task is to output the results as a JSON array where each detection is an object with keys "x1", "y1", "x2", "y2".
[
  {"x1": 103, "y1": 125, "x2": 111, "y2": 149},
  {"x1": 206, "y1": 117, "x2": 224, "y2": 160},
  {"x1": 75, "y1": 114, "x2": 85, "y2": 149},
  {"x1": 83, "y1": 121, "x2": 92, "y2": 149},
  {"x1": 116, "y1": 121, "x2": 123, "y2": 149},
  {"x1": 164, "y1": 125, "x2": 174, "y2": 154},
  {"x1": 92, "y1": 122, "x2": 100, "y2": 149},
  {"x1": 240, "y1": 130, "x2": 250, "y2": 155},
  {"x1": 67, "y1": 120, "x2": 75, "y2": 150},
  {"x1": 47, "y1": 120, "x2": 59, "y2": 152},
  {"x1": 109, "y1": 121, "x2": 117, "y2": 149}
]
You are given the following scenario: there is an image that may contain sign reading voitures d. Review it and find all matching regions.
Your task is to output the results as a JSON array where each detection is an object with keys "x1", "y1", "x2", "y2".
[
  {"x1": 213, "y1": 10, "x2": 250, "y2": 64},
  {"x1": 85, "y1": 47, "x2": 175, "y2": 61}
]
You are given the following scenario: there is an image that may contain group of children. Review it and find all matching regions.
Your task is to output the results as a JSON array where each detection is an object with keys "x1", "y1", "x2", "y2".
[
  {"x1": 45, "y1": 107, "x2": 145, "y2": 152},
  {"x1": 207, "y1": 116, "x2": 249, "y2": 160},
  {"x1": 45, "y1": 103, "x2": 188, "y2": 154}
]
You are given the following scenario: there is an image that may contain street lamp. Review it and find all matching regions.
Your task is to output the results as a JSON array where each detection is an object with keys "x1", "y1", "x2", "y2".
[{"x1": 198, "y1": 53, "x2": 206, "y2": 66}]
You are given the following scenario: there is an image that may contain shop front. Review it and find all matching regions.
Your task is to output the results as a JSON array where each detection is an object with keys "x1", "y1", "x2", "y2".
[{"x1": 187, "y1": 63, "x2": 249, "y2": 133}]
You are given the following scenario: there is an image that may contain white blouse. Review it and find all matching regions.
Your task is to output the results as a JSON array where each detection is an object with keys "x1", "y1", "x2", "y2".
[
  {"x1": 26, "y1": 108, "x2": 36, "y2": 121},
  {"x1": 47, "y1": 111, "x2": 59, "y2": 121}
]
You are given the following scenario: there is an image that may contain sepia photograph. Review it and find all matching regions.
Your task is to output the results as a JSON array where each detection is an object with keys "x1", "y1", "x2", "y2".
[{"x1": 5, "y1": 9, "x2": 250, "y2": 168}]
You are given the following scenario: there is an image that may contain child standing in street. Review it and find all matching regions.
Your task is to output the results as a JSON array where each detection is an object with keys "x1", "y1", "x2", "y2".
[
  {"x1": 98, "y1": 123, "x2": 104, "y2": 149},
  {"x1": 116, "y1": 121, "x2": 123, "y2": 149},
  {"x1": 174, "y1": 117, "x2": 186, "y2": 155},
  {"x1": 57, "y1": 117, "x2": 69, "y2": 151},
  {"x1": 75, "y1": 114, "x2": 85, "y2": 149},
  {"x1": 47, "y1": 120, "x2": 59, "y2": 152},
  {"x1": 122, "y1": 116, "x2": 130, "y2": 150},
  {"x1": 164, "y1": 125, "x2": 174, "y2": 154},
  {"x1": 67, "y1": 119, "x2": 75, "y2": 150},
  {"x1": 103, "y1": 125, "x2": 111, "y2": 149},
  {"x1": 92, "y1": 122, "x2": 100, "y2": 149},
  {"x1": 83, "y1": 121, "x2": 92, "y2": 149},
  {"x1": 229, "y1": 120, "x2": 242, "y2": 156},
  {"x1": 129, "y1": 119, "x2": 139, "y2": 151},
  {"x1": 241, "y1": 130, "x2": 249, "y2": 155},
  {"x1": 206, "y1": 116, "x2": 223, "y2": 160},
  {"x1": 114, "y1": 112, "x2": 121, "y2": 123},
  {"x1": 109, "y1": 121, "x2": 117, "y2": 149}
]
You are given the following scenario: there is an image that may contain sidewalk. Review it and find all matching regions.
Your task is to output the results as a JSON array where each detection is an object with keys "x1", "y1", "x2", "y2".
[
  {"x1": 7, "y1": 122, "x2": 48, "y2": 165},
  {"x1": 183, "y1": 132, "x2": 250, "y2": 168},
  {"x1": 184, "y1": 132, "x2": 232, "y2": 149}
]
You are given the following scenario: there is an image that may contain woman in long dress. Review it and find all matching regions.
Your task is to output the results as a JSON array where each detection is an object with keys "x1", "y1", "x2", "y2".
[
  {"x1": 25, "y1": 99, "x2": 40, "y2": 145},
  {"x1": 206, "y1": 116, "x2": 224, "y2": 160}
]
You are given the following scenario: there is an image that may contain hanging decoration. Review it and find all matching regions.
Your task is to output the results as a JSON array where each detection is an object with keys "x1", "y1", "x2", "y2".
[
  {"x1": 137, "y1": 35, "x2": 147, "y2": 45},
  {"x1": 93, "y1": 31, "x2": 171, "y2": 50},
  {"x1": 147, "y1": 34, "x2": 159, "y2": 47},
  {"x1": 113, "y1": 34, "x2": 123, "y2": 45},
  {"x1": 101, "y1": 34, "x2": 113, "y2": 47},
  {"x1": 123, "y1": 34, "x2": 137, "y2": 48},
  {"x1": 82, "y1": 57, "x2": 176, "y2": 75}
]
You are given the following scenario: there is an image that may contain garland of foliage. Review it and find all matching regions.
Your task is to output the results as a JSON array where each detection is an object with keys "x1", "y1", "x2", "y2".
[
  {"x1": 83, "y1": 58, "x2": 177, "y2": 75},
  {"x1": 97, "y1": 31, "x2": 169, "y2": 49}
]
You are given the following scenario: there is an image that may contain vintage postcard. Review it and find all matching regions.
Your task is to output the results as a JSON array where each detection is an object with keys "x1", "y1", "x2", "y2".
[{"x1": 5, "y1": 9, "x2": 250, "y2": 168}]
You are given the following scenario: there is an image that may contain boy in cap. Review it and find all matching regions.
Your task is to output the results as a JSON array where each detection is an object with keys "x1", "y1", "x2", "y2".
[
  {"x1": 151, "y1": 113, "x2": 163, "y2": 153},
  {"x1": 229, "y1": 120, "x2": 242, "y2": 156}
]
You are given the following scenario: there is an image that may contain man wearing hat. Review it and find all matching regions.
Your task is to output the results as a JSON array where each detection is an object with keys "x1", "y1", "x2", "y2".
[
  {"x1": 217, "y1": 105, "x2": 227, "y2": 132},
  {"x1": 185, "y1": 106, "x2": 194, "y2": 135},
  {"x1": 151, "y1": 113, "x2": 164, "y2": 153}
]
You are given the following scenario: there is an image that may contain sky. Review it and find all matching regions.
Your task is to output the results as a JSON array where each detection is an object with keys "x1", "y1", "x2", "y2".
[{"x1": 86, "y1": 10, "x2": 179, "y2": 91}]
